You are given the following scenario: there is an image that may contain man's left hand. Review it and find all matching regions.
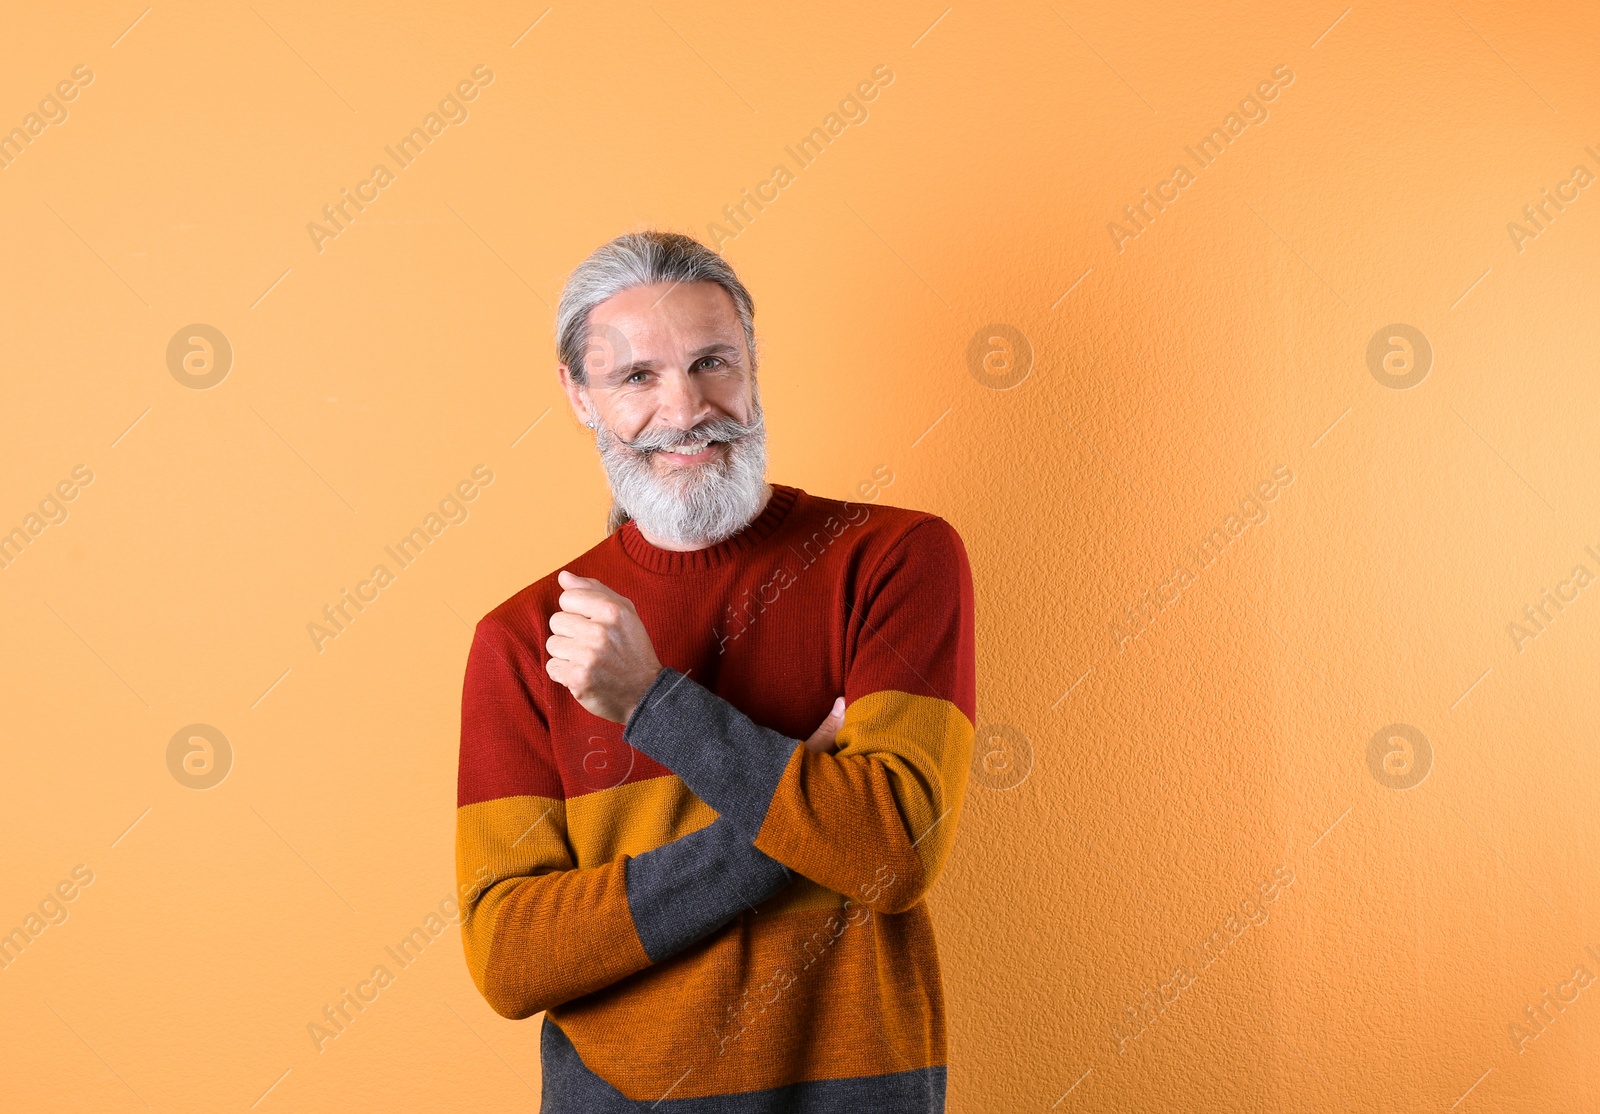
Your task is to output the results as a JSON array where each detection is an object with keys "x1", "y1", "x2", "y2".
[{"x1": 545, "y1": 569, "x2": 664, "y2": 723}]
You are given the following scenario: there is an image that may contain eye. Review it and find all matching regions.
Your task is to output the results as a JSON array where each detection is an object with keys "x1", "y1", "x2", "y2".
[{"x1": 693, "y1": 356, "x2": 724, "y2": 371}]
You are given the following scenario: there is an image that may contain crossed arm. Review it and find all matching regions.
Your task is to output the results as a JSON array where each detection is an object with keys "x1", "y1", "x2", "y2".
[{"x1": 456, "y1": 518, "x2": 975, "y2": 1020}]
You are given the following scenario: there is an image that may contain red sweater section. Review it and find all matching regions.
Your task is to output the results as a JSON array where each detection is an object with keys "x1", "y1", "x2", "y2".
[{"x1": 458, "y1": 482, "x2": 976, "y2": 810}]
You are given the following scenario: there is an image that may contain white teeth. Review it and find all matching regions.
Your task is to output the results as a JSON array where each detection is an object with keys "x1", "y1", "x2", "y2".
[{"x1": 664, "y1": 441, "x2": 711, "y2": 454}]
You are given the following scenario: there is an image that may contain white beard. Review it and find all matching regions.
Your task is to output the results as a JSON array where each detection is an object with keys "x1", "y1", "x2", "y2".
[{"x1": 595, "y1": 390, "x2": 768, "y2": 547}]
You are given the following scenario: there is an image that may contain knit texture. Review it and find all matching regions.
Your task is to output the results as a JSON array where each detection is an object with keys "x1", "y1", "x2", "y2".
[{"x1": 455, "y1": 482, "x2": 976, "y2": 1110}]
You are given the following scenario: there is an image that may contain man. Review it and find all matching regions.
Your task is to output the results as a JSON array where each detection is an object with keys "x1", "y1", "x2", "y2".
[{"x1": 455, "y1": 230, "x2": 976, "y2": 1111}]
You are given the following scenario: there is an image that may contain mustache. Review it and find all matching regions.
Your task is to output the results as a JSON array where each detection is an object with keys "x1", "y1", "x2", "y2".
[{"x1": 605, "y1": 411, "x2": 764, "y2": 453}]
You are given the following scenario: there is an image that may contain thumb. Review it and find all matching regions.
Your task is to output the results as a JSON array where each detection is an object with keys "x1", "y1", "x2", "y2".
[{"x1": 803, "y1": 697, "x2": 846, "y2": 753}]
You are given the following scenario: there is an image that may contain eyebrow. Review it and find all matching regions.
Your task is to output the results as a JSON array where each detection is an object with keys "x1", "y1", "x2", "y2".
[{"x1": 602, "y1": 341, "x2": 742, "y2": 385}]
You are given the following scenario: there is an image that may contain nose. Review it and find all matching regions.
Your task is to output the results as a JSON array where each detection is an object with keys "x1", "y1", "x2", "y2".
[{"x1": 656, "y1": 368, "x2": 715, "y2": 431}]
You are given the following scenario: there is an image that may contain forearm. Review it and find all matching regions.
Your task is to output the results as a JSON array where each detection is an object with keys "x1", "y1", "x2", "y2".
[
  {"x1": 622, "y1": 667, "x2": 796, "y2": 842},
  {"x1": 625, "y1": 813, "x2": 793, "y2": 962},
  {"x1": 622, "y1": 669, "x2": 970, "y2": 913},
  {"x1": 463, "y1": 811, "x2": 793, "y2": 1019},
  {"x1": 465, "y1": 860, "x2": 652, "y2": 1020}
]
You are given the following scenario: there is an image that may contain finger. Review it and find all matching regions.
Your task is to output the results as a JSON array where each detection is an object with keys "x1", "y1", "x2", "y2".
[
  {"x1": 544, "y1": 656, "x2": 568, "y2": 686},
  {"x1": 556, "y1": 569, "x2": 593, "y2": 590},
  {"x1": 556, "y1": 570, "x2": 611, "y2": 618},
  {"x1": 803, "y1": 731, "x2": 837, "y2": 753},
  {"x1": 558, "y1": 586, "x2": 625, "y2": 622},
  {"x1": 544, "y1": 654, "x2": 586, "y2": 695},
  {"x1": 557, "y1": 569, "x2": 619, "y2": 599},
  {"x1": 547, "y1": 611, "x2": 586, "y2": 638},
  {"x1": 550, "y1": 617, "x2": 608, "y2": 656},
  {"x1": 803, "y1": 697, "x2": 847, "y2": 751},
  {"x1": 545, "y1": 633, "x2": 581, "y2": 661}
]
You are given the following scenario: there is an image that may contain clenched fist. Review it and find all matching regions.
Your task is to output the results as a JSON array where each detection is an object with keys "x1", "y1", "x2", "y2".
[{"x1": 545, "y1": 570, "x2": 664, "y2": 723}]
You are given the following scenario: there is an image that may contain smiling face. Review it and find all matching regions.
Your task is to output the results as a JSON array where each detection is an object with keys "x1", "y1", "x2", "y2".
[{"x1": 559, "y1": 280, "x2": 770, "y2": 548}]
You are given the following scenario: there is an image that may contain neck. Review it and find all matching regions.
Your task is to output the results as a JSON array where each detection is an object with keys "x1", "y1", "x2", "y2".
[{"x1": 633, "y1": 482, "x2": 773, "y2": 551}]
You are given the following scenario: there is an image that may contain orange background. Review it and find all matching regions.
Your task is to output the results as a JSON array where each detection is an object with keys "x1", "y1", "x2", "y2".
[{"x1": 3, "y1": 1, "x2": 1598, "y2": 1110}]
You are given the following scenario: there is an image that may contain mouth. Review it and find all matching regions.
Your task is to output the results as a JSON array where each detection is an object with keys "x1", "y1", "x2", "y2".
[{"x1": 652, "y1": 439, "x2": 728, "y2": 465}]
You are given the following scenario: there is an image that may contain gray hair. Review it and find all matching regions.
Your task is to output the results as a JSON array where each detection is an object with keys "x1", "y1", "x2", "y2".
[
  {"x1": 555, "y1": 230, "x2": 760, "y2": 535},
  {"x1": 555, "y1": 230, "x2": 759, "y2": 387}
]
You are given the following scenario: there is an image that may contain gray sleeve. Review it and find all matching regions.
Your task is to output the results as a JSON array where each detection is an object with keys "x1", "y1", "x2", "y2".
[
  {"x1": 622, "y1": 667, "x2": 799, "y2": 843},
  {"x1": 624, "y1": 812, "x2": 793, "y2": 964}
]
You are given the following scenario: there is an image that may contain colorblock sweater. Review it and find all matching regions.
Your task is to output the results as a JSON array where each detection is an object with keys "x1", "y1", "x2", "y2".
[{"x1": 455, "y1": 482, "x2": 976, "y2": 1111}]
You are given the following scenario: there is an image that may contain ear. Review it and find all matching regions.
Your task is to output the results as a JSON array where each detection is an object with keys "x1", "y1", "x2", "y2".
[{"x1": 558, "y1": 363, "x2": 596, "y2": 428}]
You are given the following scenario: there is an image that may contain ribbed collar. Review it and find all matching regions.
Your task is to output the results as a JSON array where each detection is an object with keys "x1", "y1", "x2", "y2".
[{"x1": 616, "y1": 483, "x2": 801, "y2": 574}]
